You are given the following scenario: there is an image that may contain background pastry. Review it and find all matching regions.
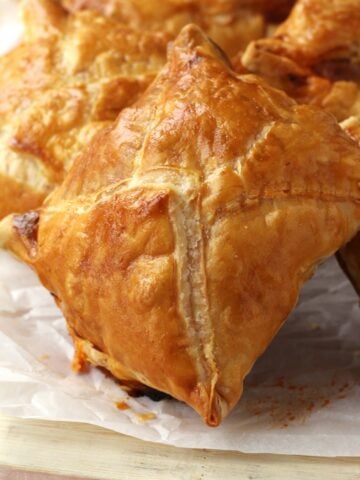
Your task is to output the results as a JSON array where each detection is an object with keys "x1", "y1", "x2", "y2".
[
  {"x1": 2, "y1": 25, "x2": 360, "y2": 426},
  {"x1": 0, "y1": 0, "x2": 169, "y2": 219},
  {"x1": 61, "y1": 0, "x2": 295, "y2": 57},
  {"x1": 241, "y1": 0, "x2": 360, "y2": 121}
]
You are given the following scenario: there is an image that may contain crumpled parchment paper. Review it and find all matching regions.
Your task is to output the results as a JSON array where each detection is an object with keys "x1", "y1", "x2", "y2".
[
  {"x1": 1, "y1": 250, "x2": 360, "y2": 456},
  {"x1": 1, "y1": 1, "x2": 360, "y2": 457}
]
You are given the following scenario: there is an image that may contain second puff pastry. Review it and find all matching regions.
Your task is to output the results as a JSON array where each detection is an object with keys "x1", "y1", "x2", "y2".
[
  {"x1": 241, "y1": 0, "x2": 360, "y2": 121},
  {"x1": 61, "y1": 0, "x2": 291, "y2": 57},
  {"x1": 241, "y1": 0, "x2": 360, "y2": 298},
  {"x1": 2, "y1": 25, "x2": 360, "y2": 425}
]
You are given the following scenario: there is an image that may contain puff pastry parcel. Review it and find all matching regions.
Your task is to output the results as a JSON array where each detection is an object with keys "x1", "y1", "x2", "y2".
[
  {"x1": 61, "y1": 0, "x2": 280, "y2": 57},
  {"x1": 2, "y1": 25, "x2": 360, "y2": 425},
  {"x1": 0, "y1": 0, "x2": 169, "y2": 219},
  {"x1": 241, "y1": 0, "x2": 360, "y2": 121}
]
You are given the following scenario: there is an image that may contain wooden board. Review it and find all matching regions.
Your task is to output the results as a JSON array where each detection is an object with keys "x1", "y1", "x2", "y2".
[{"x1": 0, "y1": 415, "x2": 360, "y2": 479}]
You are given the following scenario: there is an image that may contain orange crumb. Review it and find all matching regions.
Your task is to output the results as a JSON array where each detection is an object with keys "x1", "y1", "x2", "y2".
[
  {"x1": 338, "y1": 383, "x2": 349, "y2": 393},
  {"x1": 115, "y1": 401, "x2": 129, "y2": 411},
  {"x1": 307, "y1": 401, "x2": 315, "y2": 412},
  {"x1": 273, "y1": 376, "x2": 285, "y2": 388},
  {"x1": 288, "y1": 385, "x2": 297, "y2": 391},
  {"x1": 71, "y1": 342, "x2": 89, "y2": 373}
]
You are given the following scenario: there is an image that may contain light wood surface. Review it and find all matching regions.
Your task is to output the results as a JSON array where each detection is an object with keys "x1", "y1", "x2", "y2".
[
  {"x1": 0, "y1": 469, "x2": 84, "y2": 479},
  {"x1": 0, "y1": 415, "x2": 360, "y2": 479}
]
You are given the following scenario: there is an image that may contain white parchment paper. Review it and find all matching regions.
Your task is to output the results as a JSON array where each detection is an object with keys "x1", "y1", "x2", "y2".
[
  {"x1": 1, "y1": 250, "x2": 360, "y2": 456},
  {"x1": 0, "y1": 0, "x2": 22, "y2": 55},
  {"x1": 1, "y1": 1, "x2": 360, "y2": 457}
]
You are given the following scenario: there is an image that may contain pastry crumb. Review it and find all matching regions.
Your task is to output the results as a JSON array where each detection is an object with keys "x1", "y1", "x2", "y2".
[
  {"x1": 38, "y1": 354, "x2": 50, "y2": 360},
  {"x1": 115, "y1": 401, "x2": 130, "y2": 411},
  {"x1": 136, "y1": 412, "x2": 156, "y2": 423}
]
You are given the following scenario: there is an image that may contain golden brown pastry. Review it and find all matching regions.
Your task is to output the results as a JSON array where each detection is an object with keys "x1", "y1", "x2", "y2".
[
  {"x1": 0, "y1": 0, "x2": 169, "y2": 219},
  {"x1": 61, "y1": 0, "x2": 275, "y2": 57},
  {"x1": 2, "y1": 25, "x2": 360, "y2": 425},
  {"x1": 241, "y1": 0, "x2": 360, "y2": 121}
]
